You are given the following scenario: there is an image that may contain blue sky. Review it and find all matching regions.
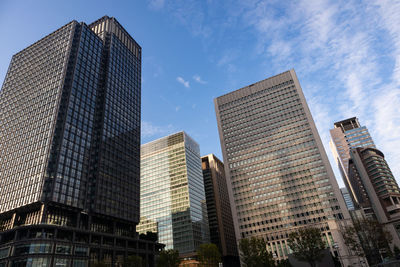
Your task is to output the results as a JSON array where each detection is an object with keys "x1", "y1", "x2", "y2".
[{"x1": 1, "y1": 0, "x2": 400, "y2": 187}]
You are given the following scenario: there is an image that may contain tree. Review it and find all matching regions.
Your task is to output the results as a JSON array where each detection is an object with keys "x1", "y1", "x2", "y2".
[
  {"x1": 123, "y1": 255, "x2": 143, "y2": 267},
  {"x1": 393, "y1": 245, "x2": 400, "y2": 260},
  {"x1": 239, "y1": 237, "x2": 275, "y2": 267},
  {"x1": 343, "y1": 218, "x2": 392, "y2": 265},
  {"x1": 139, "y1": 231, "x2": 158, "y2": 242},
  {"x1": 156, "y1": 249, "x2": 181, "y2": 267},
  {"x1": 197, "y1": 243, "x2": 221, "y2": 267},
  {"x1": 91, "y1": 261, "x2": 108, "y2": 267},
  {"x1": 276, "y1": 259, "x2": 292, "y2": 267},
  {"x1": 287, "y1": 227, "x2": 326, "y2": 267}
]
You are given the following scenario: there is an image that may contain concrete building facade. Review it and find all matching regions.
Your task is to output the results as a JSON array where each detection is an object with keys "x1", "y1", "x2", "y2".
[
  {"x1": 349, "y1": 147, "x2": 400, "y2": 247},
  {"x1": 330, "y1": 118, "x2": 400, "y2": 251},
  {"x1": 214, "y1": 69, "x2": 358, "y2": 265}
]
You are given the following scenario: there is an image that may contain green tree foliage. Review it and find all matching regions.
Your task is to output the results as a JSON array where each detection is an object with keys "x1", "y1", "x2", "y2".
[
  {"x1": 276, "y1": 259, "x2": 292, "y2": 267},
  {"x1": 287, "y1": 227, "x2": 326, "y2": 267},
  {"x1": 197, "y1": 243, "x2": 221, "y2": 267},
  {"x1": 123, "y1": 255, "x2": 143, "y2": 267},
  {"x1": 156, "y1": 249, "x2": 181, "y2": 267},
  {"x1": 393, "y1": 245, "x2": 400, "y2": 259},
  {"x1": 91, "y1": 261, "x2": 108, "y2": 267},
  {"x1": 343, "y1": 218, "x2": 392, "y2": 265},
  {"x1": 239, "y1": 237, "x2": 275, "y2": 267},
  {"x1": 139, "y1": 231, "x2": 158, "y2": 242}
]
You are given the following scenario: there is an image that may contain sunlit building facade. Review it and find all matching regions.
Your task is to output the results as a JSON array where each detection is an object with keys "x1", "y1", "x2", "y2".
[
  {"x1": 0, "y1": 16, "x2": 161, "y2": 267},
  {"x1": 215, "y1": 70, "x2": 358, "y2": 266},
  {"x1": 329, "y1": 117, "x2": 375, "y2": 209},
  {"x1": 138, "y1": 132, "x2": 210, "y2": 256}
]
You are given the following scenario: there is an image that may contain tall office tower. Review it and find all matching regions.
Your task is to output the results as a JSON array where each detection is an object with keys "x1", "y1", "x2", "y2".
[
  {"x1": 329, "y1": 117, "x2": 375, "y2": 208},
  {"x1": 138, "y1": 132, "x2": 210, "y2": 256},
  {"x1": 201, "y1": 154, "x2": 239, "y2": 267},
  {"x1": 215, "y1": 69, "x2": 357, "y2": 265},
  {"x1": 0, "y1": 16, "x2": 161, "y2": 267},
  {"x1": 340, "y1": 188, "x2": 355, "y2": 211},
  {"x1": 348, "y1": 147, "x2": 400, "y2": 246}
]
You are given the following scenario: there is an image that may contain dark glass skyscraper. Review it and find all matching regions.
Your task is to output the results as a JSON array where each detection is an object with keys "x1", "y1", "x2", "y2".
[{"x1": 0, "y1": 16, "x2": 161, "y2": 267}]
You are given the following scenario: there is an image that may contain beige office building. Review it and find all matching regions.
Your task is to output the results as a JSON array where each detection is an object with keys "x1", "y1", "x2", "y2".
[{"x1": 214, "y1": 70, "x2": 359, "y2": 265}]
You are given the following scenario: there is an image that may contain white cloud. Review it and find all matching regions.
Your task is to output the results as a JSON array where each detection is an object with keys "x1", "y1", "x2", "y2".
[
  {"x1": 176, "y1": 76, "x2": 190, "y2": 88},
  {"x1": 148, "y1": 0, "x2": 165, "y2": 10},
  {"x1": 149, "y1": 0, "x2": 400, "y2": 184},
  {"x1": 375, "y1": 0, "x2": 400, "y2": 85},
  {"x1": 141, "y1": 121, "x2": 175, "y2": 138},
  {"x1": 175, "y1": 106, "x2": 181, "y2": 112},
  {"x1": 193, "y1": 74, "x2": 207, "y2": 84},
  {"x1": 235, "y1": 0, "x2": 400, "y2": 184}
]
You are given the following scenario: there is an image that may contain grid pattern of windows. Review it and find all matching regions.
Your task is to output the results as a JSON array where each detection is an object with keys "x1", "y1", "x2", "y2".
[
  {"x1": 350, "y1": 147, "x2": 400, "y2": 220},
  {"x1": 0, "y1": 16, "x2": 142, "y2": 222},
  {"x1": 94, "y1": 30, "x2": 141, "y2": 221},
  {"x1": 138, "y1": 132, "x2": 209, "y2": 254},
  {"x1": 51, "y1": 25, "x2": 103, "y2": 208},
  {"x1": 340, "y1": 188, "x2": 355, "y2": 210},
  {"x1": 201, "y1": 154, "x2": 239, "y2": 262},
  {"x1": 0, "y1": 22, "x2": 75, "y2": 213},
  {"x1": 330, "y1": 122, "x2": 376, "y2": 176},
  {"x1": 0, "y1": 16, "x2": 161, "y2": 266},
  {"x1": 215, "y1": 70, "x2": 347, "y2": 261}
]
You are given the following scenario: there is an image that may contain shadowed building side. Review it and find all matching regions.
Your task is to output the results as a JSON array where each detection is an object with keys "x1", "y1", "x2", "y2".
[
  {"x1": 349, "y1": 147, "x2": 400, "y2": 248},
  {"x1": 201, "y1": 154, "x2": 240, "y2": 267}
]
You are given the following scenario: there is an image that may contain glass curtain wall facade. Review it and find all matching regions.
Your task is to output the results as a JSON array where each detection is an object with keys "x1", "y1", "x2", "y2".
[
  {"x1": 138, "y1": 132, "x2": 210, "y2": 255},
  {"x1": 0, "y1": 16, "x2": 161, "y2": 267},
  {"x1": 340, "y1": 188, "x2": 355, "y2": 211},
  {"x1": 329, "y1": 117, "x2": 376, "y2": 209},
  {"x1": 214, "y1": 70, "x2": 358, "y2": 265},
  {"x1": 329, "y1": 117, "x2": 375, "y2": 178}
]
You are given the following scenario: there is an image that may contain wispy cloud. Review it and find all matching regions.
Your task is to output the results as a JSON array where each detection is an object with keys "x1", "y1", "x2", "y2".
[
  {"x1": 147, "y1": 0, "x2": 165, "y2": 10},
  {"x1": 193, "y1": 74, "x2": 207, "y2": 84},
  {"x1": 375, "y1": 0, "x2": 400, "y2": 85},
  {"x1": 141, "y1": 121, "x2": 175, "y2": 139},
  {"x1": 233, "y1": 0, "x2": 400, "y2": 182},
  {"x1": 143, "y1": 56, "x2": 164, "y2": 78},
  {"x1": 148, "y1": 0, "x2": 400, "y2": 183},
  {"x1": 176, "y1": 76, "x2": 190, "y2": 88}
]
